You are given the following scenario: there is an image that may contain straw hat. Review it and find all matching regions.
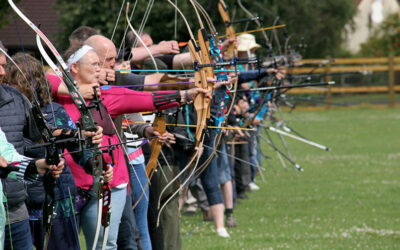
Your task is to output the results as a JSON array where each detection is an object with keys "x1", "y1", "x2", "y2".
[{"x1": 237, "y1": 33, "x2": 261, "y2": 52}]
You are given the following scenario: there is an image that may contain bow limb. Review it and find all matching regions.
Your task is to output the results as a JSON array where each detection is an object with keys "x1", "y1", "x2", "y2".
[
  {"x1": 187, "y1": 1, "x2": 224, "y2": 175},
  {"x1": 167, "y1": 0, "x2": 208, "y2": 149},
  {"x1": 237, "y1": 0, "x2": 271, "y2": 48},
  {"x1": 190, "y1": 0, "x2": 215, "y2": 119},
  {"x1": 130, "y1": 113, "x2": 166, "y2": 210},
  {"x1": 36, "y1": 32, "x2": 108, "y2": 250},
  {"x1": 166, "y1": 0, "x2": 196, "y2": 41},
  {"x1": 215, "y1": 0, "x2": 239, "y2": 133},
  {"x1": 191, "y1": 0, "x2": 219, "y2": 42},
  {"x1": 125, "y1": 2, "x2": 159, "y2": 72},
  {"x1": 156, "y1": 0, "x2": 209, "y2": 223},
  {"x1": 187, "y1": 40, "x2": 208, "y2": 148},
  {"x1": 146, "y1": 113, "x2": 166, "y2": 179},
  {"x1": 193, "y1": 0, "x2": 243, "y2": 174}
]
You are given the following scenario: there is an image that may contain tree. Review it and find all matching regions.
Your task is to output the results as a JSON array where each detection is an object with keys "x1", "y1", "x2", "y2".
[
  {"x1": 0, "y1": 0, "x2": 21, "y2": 29},
  {"x1": 55, "y1": 0, "x2": 356, "y2": 58},
  {"x1": 359, "y1": 13, "x2": 400, "y2": 57}
]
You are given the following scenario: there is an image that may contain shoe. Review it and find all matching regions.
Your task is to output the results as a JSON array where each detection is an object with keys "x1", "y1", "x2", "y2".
[
  {"x1": 237, "y1": 192, "x2": 248, "y2": 200},
  {"x1": 226, "y1": 214, "x2": 237, "y2": 228},
  {"x1": 203, "y1": 210, "x2": 213, "y2": 221},
  {"x1": 216, "y1": 227, "x2": 230, "y2": 238},
  {"x1": 249, "y1": 182, "x2": 260, "y2": 191}
]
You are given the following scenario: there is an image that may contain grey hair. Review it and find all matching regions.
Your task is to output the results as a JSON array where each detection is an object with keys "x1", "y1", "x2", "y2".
[{"x1": 0, "y1": 40, "x2": 7, "y2": 54}]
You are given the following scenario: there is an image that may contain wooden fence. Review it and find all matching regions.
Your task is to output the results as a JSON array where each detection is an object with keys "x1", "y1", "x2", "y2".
[{"x1": 286, "y1": 56, "x2": 400, "y2": 107}]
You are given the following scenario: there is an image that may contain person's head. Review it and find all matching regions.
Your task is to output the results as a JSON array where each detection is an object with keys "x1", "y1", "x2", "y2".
[
  {"x1": 126, "y1": 30, "x2": 153, "y2": 48},
  {"x1": 235, "y1": 93, "x2": 249, "y2": 114},
  {"x1": 85, "y1": 35, "x2": 116, "y2": 69},
  {"x1": 69, "y1": 26, "x2": 100, "y2": 48},
  {"x1": 66, "y1": 45, "x2": 100, "y2": 85},
  {"x1": 4, "y1": 53, "x2": 52, "y2": 106},
  {"x1": 139, "y1": 33, "x2": 153, "y2": 47},
  {"x1": 0, "y1": 41, "x2": 7, "y2": 85}
]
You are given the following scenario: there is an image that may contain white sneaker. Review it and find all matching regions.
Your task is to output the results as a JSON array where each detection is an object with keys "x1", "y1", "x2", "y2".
[
  {"x1": 216, "y1": 227, "x2": 230, "y2": 238},
  {"x1": 249, "y1": 182, "x2": 260, "y2": 191}
]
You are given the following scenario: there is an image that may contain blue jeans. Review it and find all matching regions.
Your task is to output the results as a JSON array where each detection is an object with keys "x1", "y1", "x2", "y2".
[
  {"x1": 256, "y1": 130, "x2": 262, "y2": 167},
  {"x1": 117, "y1": 193, "x2": 138, "y2": 250},
  {"x1": 199, "y1": 129, "x2": 224, "y2": 206},
  {"x1": 4, "y1": 219, "x2": 33, "y2": 250},
  {"x1": 248, "y1": 131, "x2": 257, "y2": 182},
  {"x1": 217, "y1": 141, "x2": 232, "y2": 185},
  {"x1": 81, "y1": 187, "x2": 127, "y2": 250},
  {"x1": 129, "y1": 163, "x2": 151, "y2": 250}
]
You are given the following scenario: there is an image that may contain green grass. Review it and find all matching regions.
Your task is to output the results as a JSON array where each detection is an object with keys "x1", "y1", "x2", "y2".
[
  {"x1": 181, "y1": 107, "x2": 400, "y2": 249},
  {"x1": 289, "y1": 93, "x2": 400, "y2": 107}
]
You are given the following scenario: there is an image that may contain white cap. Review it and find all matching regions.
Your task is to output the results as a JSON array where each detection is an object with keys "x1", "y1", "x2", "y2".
[{"x1": 237, "y1": 33, "x2": 261, "y2": 52}]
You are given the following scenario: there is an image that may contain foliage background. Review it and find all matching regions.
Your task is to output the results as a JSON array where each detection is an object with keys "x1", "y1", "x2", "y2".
[
  {"x1": 0, "y1": 0, "x2": 20, "y2": 29},
  {"x1": 360, "y1": 13, "x2": 400, "y2": 57},
  {"x1": 51, "y1": 0, "x2": 356, "y2": 58}
]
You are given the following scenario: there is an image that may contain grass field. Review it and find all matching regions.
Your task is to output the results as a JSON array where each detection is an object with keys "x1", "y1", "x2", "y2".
[{"x1": 181, "y1": 107, "x2": 400, "y2": 249}]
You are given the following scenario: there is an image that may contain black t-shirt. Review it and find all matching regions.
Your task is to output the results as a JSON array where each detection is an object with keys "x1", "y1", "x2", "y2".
[{"x1": 155, "y1": 55, "x2": 175, "y2": 70}]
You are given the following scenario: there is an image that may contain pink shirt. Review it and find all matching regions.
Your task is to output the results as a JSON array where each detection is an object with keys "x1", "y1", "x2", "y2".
[{"x1": 47, "y1": 74, "x2": 177, "y2": 189}]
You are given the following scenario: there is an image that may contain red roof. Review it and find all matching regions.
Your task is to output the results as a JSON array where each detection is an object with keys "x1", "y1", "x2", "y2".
[{"x1": 0, "y1": 0, "x2": 61, "y2": 50}]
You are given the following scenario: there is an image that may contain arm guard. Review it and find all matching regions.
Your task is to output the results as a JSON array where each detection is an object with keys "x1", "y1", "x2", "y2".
[{"x1": 153, "y1": 91, "x2": 181, "y2": 110}]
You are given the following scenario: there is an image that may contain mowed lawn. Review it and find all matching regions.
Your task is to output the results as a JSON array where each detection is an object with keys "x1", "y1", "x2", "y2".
[{"x1": 181, "y1": 107, "x2": 400, "y2": 249}]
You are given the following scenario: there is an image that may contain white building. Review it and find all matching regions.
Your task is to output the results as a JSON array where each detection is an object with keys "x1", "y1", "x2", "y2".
[{"x1": 343, "y1": 0, "x2": 400, "y2": 53}]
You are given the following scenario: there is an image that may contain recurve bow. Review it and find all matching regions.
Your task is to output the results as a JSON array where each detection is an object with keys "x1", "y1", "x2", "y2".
[{"x1": 8, "y1": 1, "x2": 110, "y2": 248}]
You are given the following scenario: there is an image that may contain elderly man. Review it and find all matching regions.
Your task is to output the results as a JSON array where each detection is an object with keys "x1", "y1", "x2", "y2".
[{"x1": 85, "y1": 35, "x2": 168, "y2": 90}]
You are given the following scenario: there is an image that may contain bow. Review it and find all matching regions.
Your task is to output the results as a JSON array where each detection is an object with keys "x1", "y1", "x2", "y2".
[
  {"x1": 1, "y1": 31, "x2": 79, "y2": 249},
  {"x1": 237, "y1": 0, "x2": 271, "y2": 50},
  {"x1": 123, "y1": 3, "x2": 167, "y2": 208},
  {"x1": 217, "y1": 0, "x2": 239, "y2": 128},
  {"x1": 35, "y1": 31, "x2": 110, "y2": 250},
  {"x1": 192, "y1": 0, "x2": 240, "y2": 175},
  {"x1": 8, "y1": 1, "x2": 111, "y2": 248},
  {"x1": 155, "y1": 0, "x2": 211, "y2": 225},
  {"x1": 1, "y1": 25, "x2": 71, "y2": 250},
  {"x1": 185, "y1": 0, "x2": 226, "y2": 177},
  {"x1": 31, "y1": 105, "x2": 60, "y2": 250},
  {"x1": 145, "y1": 112, "x2": 166, "y2": 181}
]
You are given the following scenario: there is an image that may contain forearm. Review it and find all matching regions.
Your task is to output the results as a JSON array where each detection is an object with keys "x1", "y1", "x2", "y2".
[
  {"x1": 103, "y1": 88, "x2": 182, "y2": 118},
  {"x1": 143, "y1": 73, "x2": 165, "y2": 91},
  {"x1": 238, "y1": 69, "x2": 269, "y2": 84},
  {"x1": 130, "y1": 46, "x2": 164, "y2": 66},
  {"x1": 124, "y1": 113, "x2": 150, "y2": 137},
  {"x1": 172, "y1": 52, "x2": 192, "y2": 69},
  {"x1": 5, "y1": 156, "x2": 38, "y2": 183}
]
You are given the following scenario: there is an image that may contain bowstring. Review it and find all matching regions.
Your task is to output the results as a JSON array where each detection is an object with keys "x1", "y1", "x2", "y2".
[
  {"x1": 174, "y1": 0, "x2": 178, "y2": 40},
  {"x1": 110, "y1": 0, "x2": 127, "y2": 43},
  {"x1": 123, "y1": 113, "x2": 150, "y2": 203},
  {"x1": 133, "y1": 0, "x2": 154, "y2": 48},
  {"x1": 109, "y1": 113, "x2": 150, "y2": 205},
  {"x1": 117, "y1": 0, "x2": 137, "y2": 54}
]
